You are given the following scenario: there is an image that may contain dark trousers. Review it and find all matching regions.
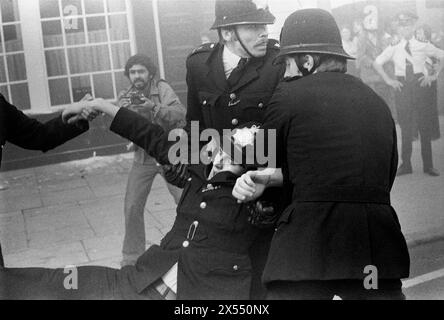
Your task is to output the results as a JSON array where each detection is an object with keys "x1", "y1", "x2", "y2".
[
  {"x1": 0, "y1": 245, "x2": 3, "y2": 267},
  {"x1": 395, "y1": 75, "x2": 433, "y2": 169},
  {"x1": 266, "y1": 279, "x2": 405, "y2": 300},
  {"x1": 0, "y1": 266, "x2": 163, "y2": 300}
]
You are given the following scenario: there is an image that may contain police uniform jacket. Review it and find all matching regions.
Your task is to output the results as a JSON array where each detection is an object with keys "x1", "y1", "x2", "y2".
[
  {"x1": 110, "y1": 108, "x2": 264, "y2": 300},
  {"x1": 0, "y1": 94, "x2": 89, "y2": 267},
  {"x1": 261, "y1": 72, "x2": 410, "y2": 284},
  {"x1": 185, "y1": 40, "x2": 284, "y2": 134}
]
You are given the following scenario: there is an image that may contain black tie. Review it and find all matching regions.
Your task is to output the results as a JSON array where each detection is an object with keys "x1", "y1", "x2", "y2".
[
  {"x1": 405, "y1": 41, "x2": 414, "y2": 81},
  {"x1": 228, "y1": 58, "x2": 248, "y2": 87}
]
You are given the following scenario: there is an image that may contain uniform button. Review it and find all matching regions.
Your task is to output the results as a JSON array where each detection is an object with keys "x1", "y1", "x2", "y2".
[
  {"x1": 233, "y1": 265, "x2": 239, "y2": 271},
  {"x1": 230, "y1": 93, "x2": 236, "y2": 100},
  {"x1": 258, "y1": 102, "x2": 264, "y2": 108},
  {"x1": 187, "y1": 177, "x2": 192, "y2": 182},
  {"x1": 182, "y1": 240, "x2": 190, "y2": 248},
  {"x1": 202, "y1": 100, "x2": 207, "y2": 106},
  {"x1": 231, "y1": 118, "x2": 239, "y2": 126},
  {"x1": 200, "y1": 202, "x2": 207, "y2": 209}
]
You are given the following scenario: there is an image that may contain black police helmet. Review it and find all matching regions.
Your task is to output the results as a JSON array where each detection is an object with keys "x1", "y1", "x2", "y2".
[
  {"x1": 211, "y1": 0, "x2": 275, "y2": 30},
  {"x1": 278, "y1": 9, "x2": 354, "y2": 60}
]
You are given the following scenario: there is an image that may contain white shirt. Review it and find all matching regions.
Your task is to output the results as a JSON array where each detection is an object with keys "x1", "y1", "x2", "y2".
[
  {"x1": 161, "y1": 262, "x2": 178, "y2": 294},
  {"x1": 375, "y1": 38, "x2": 444, "y2": 77},
  {"x1": 223, "y1": 45, "x2": 242, "y2": 79}
]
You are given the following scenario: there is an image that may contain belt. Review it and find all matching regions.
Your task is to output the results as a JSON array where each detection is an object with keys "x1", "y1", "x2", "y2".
[
  {"x1": 153, "y1": 279, "x2": 176, "y2": 300},
  {"x1": 292, "y1": 185, "x2": 390, "y2": 205}
]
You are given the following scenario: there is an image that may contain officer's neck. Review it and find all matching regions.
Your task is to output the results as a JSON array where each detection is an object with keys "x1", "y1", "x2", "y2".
[{"x1": 225, "y1": 41, "x2": 250, "y2": 59}]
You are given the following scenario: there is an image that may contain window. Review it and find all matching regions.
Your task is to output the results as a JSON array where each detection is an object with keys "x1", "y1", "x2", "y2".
[
  {"x1": 0, "y1": 0, "x2": 30, "y2": 110},
  {"x1": 39, "y1": 0, "x2": 133, "y2": 107},
  {"x1": 0, "y1": 0, "x2": 135, "y2": 113}
]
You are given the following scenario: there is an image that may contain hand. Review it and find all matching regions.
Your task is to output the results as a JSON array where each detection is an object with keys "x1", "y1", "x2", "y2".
[
  {"x1": 118, "y1": 97, "x2": 131, "y2": 108},
  {"x1": 419, "y1": 74, "x2": 437, "y2": 87},
  {"x1": 140, "y1": 97, "x2": 156, "y2": 111},
  {"x1": 386, "y1": 78, "x2": 403, "y2": 91},
  {"x1": 232, "y1": 170, "x2": 270, "y2": 203},
  {"x1": 62, "y1": 102, "x2": 87, "y2": 124}
]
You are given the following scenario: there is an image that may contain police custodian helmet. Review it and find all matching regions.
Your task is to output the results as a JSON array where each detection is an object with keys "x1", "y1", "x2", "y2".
[
  {"x1": 211, "y1": 0, "x2": 275, "y2": 29},
  {"x1": 278, "y1": 9, "x2": 354, "y2": 60}
]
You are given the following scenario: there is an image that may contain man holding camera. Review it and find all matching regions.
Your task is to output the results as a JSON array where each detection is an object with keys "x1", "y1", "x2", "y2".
[{"x1": 118, "y1": 54, "x2": 186, "y2": 267}]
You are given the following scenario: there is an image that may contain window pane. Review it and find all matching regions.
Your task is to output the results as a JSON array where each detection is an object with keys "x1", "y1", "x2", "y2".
[
  {"x1": 71, "y1": 75, "x2": 91, "y2": 102},
  {"x1": 10, "y1": 83, "x2": 30, "y2": 110},
  {"x1": 93, "y1": 73, "x2": 113, "y2": 99},
  {"x1": 40, "y1": 0, "x2": 60, "y2": 19},
  {"x1": 107, "y1": 0, "x2": 126, "y2": 13},
  {"x1": 4, "y1": 24, "x2": 23, "y2": 52},
  {"x1": 42, "y1": 20, "x2": 63, "y2": 48},
  {"x1": 108, "y1": 15, "x2": 128, "y2": 41},
  {"x1": 0, "y1": 85, "x2": 9, "y2": 100},
  {"x1": 114, "y1": 71, "x2": 127, "y2": 93},
  {"x1": 111, "y1": 42, "x2": 130, "y2": 70},
  {"x1": 65, "y1": 17, "x2": 85, "y2": 45},
  {"x1": 7, "y1": 54, "x2": 26, "y2": 81},
  {"x1": 62, "y1": 0, "x2": 83, "y2": 16},
  {"x1": 1, "y1": 0, "x2": 20, "y2": 23},
  {"x1": 45, "y1": 50, "x2": 67, "y2": 76},
  {"x1": 85, "y1": 0, "x2": 105, "y2": 14},
  {"x1": 87, "y1": 16, "x2": 107, "y2": 43},
  {"x1": 68, "y1": 45, "x2": 110, "y2": 74},
  {"x1": 0, "y1": 58, "x2": 6, "y2": 83},
  {"x1": 49, "y1": 78, "x2": 70, "y2": 105}
]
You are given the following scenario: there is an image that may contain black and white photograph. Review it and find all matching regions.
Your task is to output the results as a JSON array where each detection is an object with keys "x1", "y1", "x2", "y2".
[{"x1": 0, "y1": 0, "x2": 444, "y2": 304}]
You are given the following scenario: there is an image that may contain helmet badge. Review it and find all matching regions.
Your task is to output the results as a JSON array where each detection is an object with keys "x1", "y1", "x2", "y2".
[{"x1": 252, "y1": 0, "x2": 269, "y2": 10}]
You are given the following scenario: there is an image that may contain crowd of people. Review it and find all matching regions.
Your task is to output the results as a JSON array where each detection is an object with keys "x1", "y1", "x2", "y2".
[
  {"x1": 340, "y1": 13, "x2": 444, "y2": 177},
  {"x1": 1, "y1": 0, "x2": 443, "y2": 300}
]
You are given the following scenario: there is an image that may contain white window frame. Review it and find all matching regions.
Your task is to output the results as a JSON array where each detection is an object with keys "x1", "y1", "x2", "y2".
[{"x1": 17, "y1": 0, "x2": 136, "y2": 114}]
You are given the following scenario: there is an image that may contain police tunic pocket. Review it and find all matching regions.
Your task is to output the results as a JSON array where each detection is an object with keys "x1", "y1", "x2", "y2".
[{"x1": 198, "y1": 91, "x2": 219, "y2": 128}]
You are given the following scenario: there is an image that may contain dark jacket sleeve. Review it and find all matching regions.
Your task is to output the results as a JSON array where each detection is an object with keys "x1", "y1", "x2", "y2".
[
  {"x1": 4, "y1": 95, "x2": 88, "y2": 152},
  {"x1": 110, "y1": 107, "x2": 185, "y2": 165}
]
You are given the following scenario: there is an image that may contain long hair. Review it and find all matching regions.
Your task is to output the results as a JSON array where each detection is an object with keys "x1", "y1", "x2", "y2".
[{"x1": 124, "y1": 54, "x2": 157, "y2": 78}]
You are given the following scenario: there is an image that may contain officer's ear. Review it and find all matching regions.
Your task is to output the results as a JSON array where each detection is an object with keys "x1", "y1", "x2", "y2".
[
  {"x1": 220, "y1": 28, "x2": 235, "y2": 42},
  {"x1": 303, "y1": 55, "x2": 315, "y2": 72}
]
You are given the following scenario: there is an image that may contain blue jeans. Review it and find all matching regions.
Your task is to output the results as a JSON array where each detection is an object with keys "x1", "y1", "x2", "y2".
[{"x1": 122, "y1": 157, "x2": 182, "y2": 265}]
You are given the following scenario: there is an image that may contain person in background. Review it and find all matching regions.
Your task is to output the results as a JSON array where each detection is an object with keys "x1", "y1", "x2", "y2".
[
  {"x1": 118, "y1": 54, "x2": 186, "y2": 267},
  {"x1": 374, "y1": 12, "x2": 444, "y2": 177},
  {"x1": 356, "y1": 21, "x2": 396, "y2": 120},
  {"x1": 341, "y1": 26, "x2": 359, "y2": 77}
]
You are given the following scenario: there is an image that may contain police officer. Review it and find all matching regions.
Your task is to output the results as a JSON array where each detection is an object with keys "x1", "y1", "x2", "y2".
[
  {"x1": 185, "y1": 0, "x2": 285, "y2": 299},
  {"x1": 185, "y1": 0, "x2": 283, "y2": 135},
  {"x1": 374, "y1": 12, "x2": 444, "y2": 177},
  {"x1": 233, "y1": 9, "x2": 410, "y2": 300},
  {"x1": 0, "y1": 109, "x2": 277, "y2": 300},
  {"x1": 0, "y1": 95, "x2": 92, "y2": 268}
]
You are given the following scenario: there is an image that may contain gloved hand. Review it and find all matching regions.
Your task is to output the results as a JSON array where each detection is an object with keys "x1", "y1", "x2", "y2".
[
  {"x1": 162, "y1": 163, "x2": 190, "y2": 189},
  {"x1": 246, "y1": 200, "x2": 278, "y2": 229}
]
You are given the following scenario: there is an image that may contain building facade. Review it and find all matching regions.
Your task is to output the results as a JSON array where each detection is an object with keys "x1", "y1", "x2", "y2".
[{"x1": 1, "y1": 0, "x2": 443, "y2": 170}]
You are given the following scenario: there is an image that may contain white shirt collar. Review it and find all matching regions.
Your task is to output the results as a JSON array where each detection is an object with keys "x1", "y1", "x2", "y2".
[{"x1": 223, "y1": 45, "x2": 242, "y2": 79}]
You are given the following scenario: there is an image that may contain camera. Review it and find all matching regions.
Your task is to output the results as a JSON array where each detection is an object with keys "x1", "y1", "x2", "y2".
[{"x1": 129, "y1": 92, "x2": 146, "y2": 105}]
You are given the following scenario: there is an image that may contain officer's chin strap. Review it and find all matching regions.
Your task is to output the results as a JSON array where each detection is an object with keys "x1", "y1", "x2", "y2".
[{"x1": 234, "y1": 27, "x2": 255, "y2": 59}]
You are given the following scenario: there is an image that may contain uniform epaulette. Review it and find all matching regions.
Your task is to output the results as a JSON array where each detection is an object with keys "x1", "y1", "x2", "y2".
[
  {"x1": 267, "y1": 39, "x2": 281, "y2": 50},
  {"x1": 188, "y1": 42, "x2": 217, "y2": 58}
]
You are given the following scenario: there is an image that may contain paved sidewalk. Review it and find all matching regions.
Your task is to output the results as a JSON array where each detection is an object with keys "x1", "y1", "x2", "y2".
[
  {"x1": 1, "y1": 118, "x2": 444, "y2": 269},
  {"x1": 0, "y1": 153, "x2": 176, "y2": 269}
]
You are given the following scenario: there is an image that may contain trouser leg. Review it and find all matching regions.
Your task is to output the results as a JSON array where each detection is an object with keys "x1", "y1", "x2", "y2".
[
  {"x1": 395, "y1": 80, "x2": 415, "y2": 167},
  {"x1": 0, "y1": 266, "x2": 163, "y2": 300},
  {"x1": 0, "y1": 244, "x2": 4, "y2": 267},
  {"x1": 122, "y1": 161, "x2": 157, "y2": 264}
]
